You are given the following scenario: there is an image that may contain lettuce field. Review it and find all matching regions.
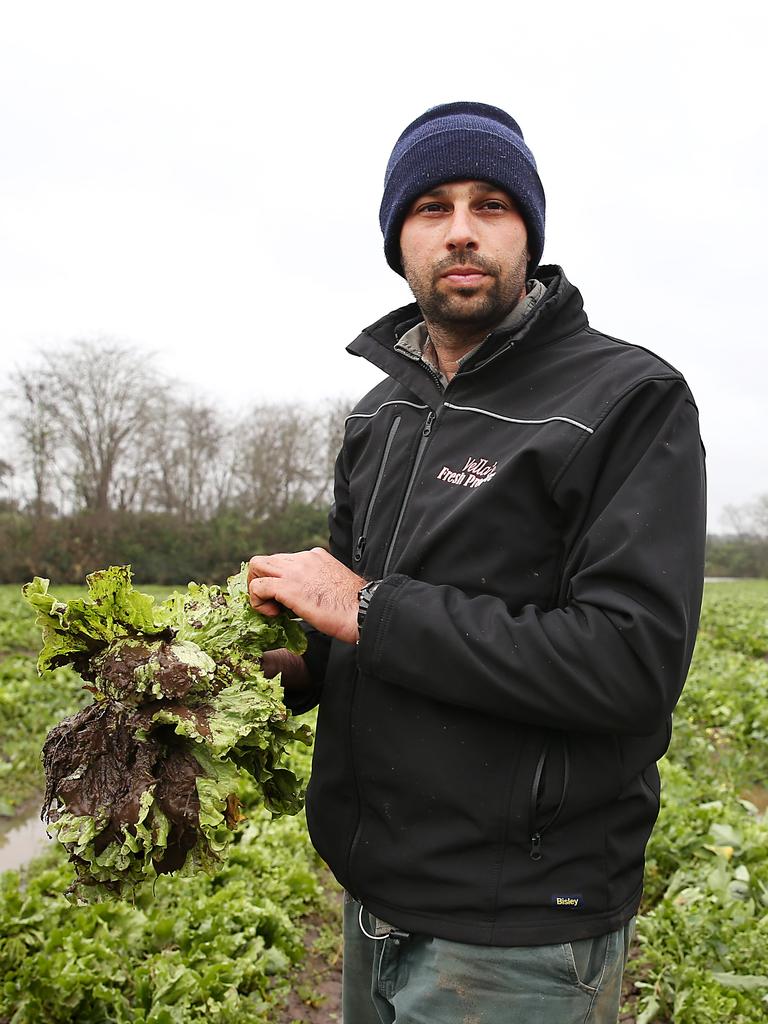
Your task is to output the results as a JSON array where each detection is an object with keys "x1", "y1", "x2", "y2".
[{"x1": 1, "y1": 580, "x2": 767, "y2": 1023}]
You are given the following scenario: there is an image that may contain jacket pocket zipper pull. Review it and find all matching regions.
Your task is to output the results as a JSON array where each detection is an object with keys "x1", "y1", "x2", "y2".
[
  {"x1": 353, "y1": 535, "x2": 366, "y2": 562},
  {"x1": 530, "y1": 832, "x2": 542, "y2": 861}
]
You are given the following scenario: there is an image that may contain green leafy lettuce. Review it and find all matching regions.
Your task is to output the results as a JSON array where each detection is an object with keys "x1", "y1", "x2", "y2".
[{"x1": 22, "y1": 565, "x2": 311, "y2": 902}]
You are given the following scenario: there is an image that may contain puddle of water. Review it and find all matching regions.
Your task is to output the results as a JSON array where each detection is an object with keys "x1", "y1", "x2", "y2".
[{"x1": 0, "y1": 812, "x2": 52, "y2": 873}]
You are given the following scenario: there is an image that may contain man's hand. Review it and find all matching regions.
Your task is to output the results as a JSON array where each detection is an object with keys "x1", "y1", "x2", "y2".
[{"x1": 247, "y1": 548, "x2": 366, "y2": 645}]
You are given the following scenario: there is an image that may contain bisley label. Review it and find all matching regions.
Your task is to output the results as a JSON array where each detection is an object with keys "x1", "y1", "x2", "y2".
[{"x1": 551, "y1": 894, "x2": 582, "y2": 908}]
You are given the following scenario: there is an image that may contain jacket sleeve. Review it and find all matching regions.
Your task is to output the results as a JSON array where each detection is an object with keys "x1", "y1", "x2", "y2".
[{"x1": 355, "y1": 376, "x2": 707, "y2": 736}]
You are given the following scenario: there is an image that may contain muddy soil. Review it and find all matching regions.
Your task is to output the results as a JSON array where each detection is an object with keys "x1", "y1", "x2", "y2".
[
  {"x1": 741, "y1": 784, "x2": 768, "y2": 814},
  {"x1": 275, "y1": 876, "x2": 343, "y2": 1024},
  {"x1": 279, "y1": 913, "x2": 343, "y2": 1023}
]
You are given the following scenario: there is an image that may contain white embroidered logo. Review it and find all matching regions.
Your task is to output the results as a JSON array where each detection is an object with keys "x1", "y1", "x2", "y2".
[{"x1": 436, "y1": 456, "x2": 497, "y2": 490}]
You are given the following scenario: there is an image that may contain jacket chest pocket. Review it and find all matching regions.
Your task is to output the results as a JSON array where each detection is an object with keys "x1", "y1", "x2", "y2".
[{"x1": 352, "y1": 415, "x2": 402, "y2": 568}]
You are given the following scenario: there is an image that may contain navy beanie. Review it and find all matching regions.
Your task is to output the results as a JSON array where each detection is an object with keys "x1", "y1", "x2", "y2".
[{"x1": 379, "y1": 101, "x2": 545, "y2": 277}]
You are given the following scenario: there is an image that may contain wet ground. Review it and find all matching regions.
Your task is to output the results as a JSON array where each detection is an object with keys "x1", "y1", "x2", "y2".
[{"x1": 0, "y1": 799, "x2": 52, "y2": 873}]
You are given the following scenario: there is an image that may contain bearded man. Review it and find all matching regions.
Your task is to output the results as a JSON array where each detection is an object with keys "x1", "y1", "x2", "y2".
[{"x1": 247, "y1": 102, "x2": 706, "y2": 1023}]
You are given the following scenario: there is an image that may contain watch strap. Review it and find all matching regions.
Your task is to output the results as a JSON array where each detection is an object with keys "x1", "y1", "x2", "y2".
[{"x1": 357, "y1": 579, "x2": 383, "y2": 634}]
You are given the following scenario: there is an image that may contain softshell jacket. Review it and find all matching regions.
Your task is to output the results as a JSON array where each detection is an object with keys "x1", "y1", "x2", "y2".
[{"x1": 296, "y1": 266, "x2": 706, "y2": 946}]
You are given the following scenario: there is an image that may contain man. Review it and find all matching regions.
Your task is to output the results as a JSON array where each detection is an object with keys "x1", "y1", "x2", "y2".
[{"x1": 248, "y1": 102, "x2": 706, "y2": 1023}]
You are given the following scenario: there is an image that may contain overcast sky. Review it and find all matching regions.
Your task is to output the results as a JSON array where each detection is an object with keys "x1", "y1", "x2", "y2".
[{"x1": 1, "y1": 0, "x2": 765, "y2": 530}]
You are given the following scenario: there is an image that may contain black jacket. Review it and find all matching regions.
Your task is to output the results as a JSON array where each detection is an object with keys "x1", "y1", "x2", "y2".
[{"x1": 297, "y1": 266, "x2": 706, "y2": 945}]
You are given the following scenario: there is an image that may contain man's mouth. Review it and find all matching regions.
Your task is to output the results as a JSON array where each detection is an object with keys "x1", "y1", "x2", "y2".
[{"x1": 440, "y1": 267, "x2": 488, "y2": 286}]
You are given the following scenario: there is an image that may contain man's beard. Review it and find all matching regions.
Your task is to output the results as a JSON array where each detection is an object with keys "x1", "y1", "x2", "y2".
[{"x1": 403, "y1": 249, "x2": 528, "y2": 332}]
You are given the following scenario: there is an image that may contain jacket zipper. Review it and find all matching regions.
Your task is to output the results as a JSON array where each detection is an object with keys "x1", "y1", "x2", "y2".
[
  {"x1": 353, "y1": 415, "x2": 401, "y2": 564},
  {"x1": 528, "y1": 738, "x2": 570, "y2": 861},
  {"x1": 347, "y1": 409, "x2": 435, "y2": 893},
  {"x1": 422, "y1": 361, "x2": 444, "y2": 392},
  {"x1": 381, "y1": 409, "x2": 437, "y2": 576}
]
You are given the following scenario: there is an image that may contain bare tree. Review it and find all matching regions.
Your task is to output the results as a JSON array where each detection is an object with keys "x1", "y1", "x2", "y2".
[
  {"x1": 319, "y1": 396, "x2": 354, "y2": 504},
  {"x1": 0, "y1": 457, "x2": 14, "y2": 509},
  {"x1": 723, "y1": 494, "x2": 768, "y2": 538},
  {"x1": 6, "y1": 371, "x2": 59, "y2": 517},
  {"x1": 233, "y1": 403, "x2": 335, "y2": 519},
  {"x1": 5, "y1": 340, "x2": 347, "y2": 528},
  {"x1": 32, "y1": 340, "x2": 162, "y2": 516},
  {"x1": 142, "y1": 397, "x2": 235, "y2": 519}
]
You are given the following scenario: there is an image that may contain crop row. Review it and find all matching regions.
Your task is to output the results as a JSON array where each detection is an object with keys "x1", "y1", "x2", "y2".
[
  {"x1": 628, "y1": 582, "x2": 768, "y2": 1023},
  {"x1": 0, "y1": 583, "x2": 337, "y2": 1022},
  {"x1": 1, "y1": 715, "x2": 336, "y2": 1022},
  {"x1": 0, "y1": 588, "x2": 42, "y2": 656},
  {"x1": 2, "y1": 792, "x2": 337, "y2": 1022},
  {"x1": 0, "y1": 658, "x2": 88, "y2": 816},
  {"x1": 1, "y1": 582, "x2": 767, "y2": 1022},
  {"x1": 696, "y1": 579, "x2": 768, "y2": 659}
]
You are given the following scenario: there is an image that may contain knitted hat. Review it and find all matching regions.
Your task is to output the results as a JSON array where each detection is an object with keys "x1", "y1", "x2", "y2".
[{"x1": 379, "y1": 101, "x2": 545, "y2": 277}]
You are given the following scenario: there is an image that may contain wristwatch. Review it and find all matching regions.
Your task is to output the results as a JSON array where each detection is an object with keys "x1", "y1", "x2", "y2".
[{"x1": 357, "y1": 579, "x2": 382, "y2": 636}]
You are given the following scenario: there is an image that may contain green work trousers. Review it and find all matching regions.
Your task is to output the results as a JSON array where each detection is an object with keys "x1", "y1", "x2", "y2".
[{"x1": 342, "y1": 895, "x2": 634, "y2": 1024}]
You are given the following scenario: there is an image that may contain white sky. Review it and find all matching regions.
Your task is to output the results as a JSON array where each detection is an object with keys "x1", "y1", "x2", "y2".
[{"x1": 1, "y1": 0, "x2": 765, "y2": 530}]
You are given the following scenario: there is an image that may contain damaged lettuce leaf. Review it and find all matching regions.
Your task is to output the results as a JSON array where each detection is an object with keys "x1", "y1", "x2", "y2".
[
  {"x1": 23, "y1": 567, "x2": 170, "y2": 674},
  {"x1": 23, "y1": 564, "x2": 312, "y2": 903}
]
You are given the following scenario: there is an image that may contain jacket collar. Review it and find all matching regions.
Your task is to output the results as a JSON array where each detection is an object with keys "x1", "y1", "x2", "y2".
[{"x1": 346, "y1": 266, "x2": 588, "y2": 401}]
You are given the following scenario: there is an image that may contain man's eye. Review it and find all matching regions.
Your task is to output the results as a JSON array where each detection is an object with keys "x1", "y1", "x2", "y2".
[
  {"x1": 480, "y1": 200, "x2": 506, "y2": 210},
  {"x1": 419, "y1": 203, "x2": 445, "y2": 213}
]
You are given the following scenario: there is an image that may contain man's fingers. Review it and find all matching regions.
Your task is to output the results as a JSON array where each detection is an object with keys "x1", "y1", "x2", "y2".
[
  {"x1": 247, "y1": 555, "x2": 290, "y2": 616},
  {"x1": 249, "y1": 589, "x2": 287, "y2": 617},
  {"x1": 248, "y1": 574, "x2": 291, "y2": 617},
  {"x1": 252, "y1": 598, "x2": 284, "y2": 618},
  {"x1": 247, "y1": 553, "x2": 294, "y2": 587},
  {"x1": 248, "y1": 554, "x2": 275, "y2": 587}
]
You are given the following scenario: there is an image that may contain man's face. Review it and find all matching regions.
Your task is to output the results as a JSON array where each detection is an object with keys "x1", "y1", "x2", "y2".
[{"x1": 399, "y1": 179, "x2": 529, "y2": 331}]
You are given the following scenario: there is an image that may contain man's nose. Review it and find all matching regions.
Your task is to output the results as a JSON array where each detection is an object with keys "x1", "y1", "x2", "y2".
[{"x1": 444, "y1": 206, "x2": 478, "y2": 252}]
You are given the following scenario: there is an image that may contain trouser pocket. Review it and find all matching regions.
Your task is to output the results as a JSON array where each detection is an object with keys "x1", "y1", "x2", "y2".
[
  {"x1": 375, "y1": 928, "x2": 411, "y2": 1003},
  {"x1": 563, "y1": 931, "x2": 612, "y2": 992},
  {"x1": 563, "y1": 918, "x2": 636, "y2": 1022}
]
